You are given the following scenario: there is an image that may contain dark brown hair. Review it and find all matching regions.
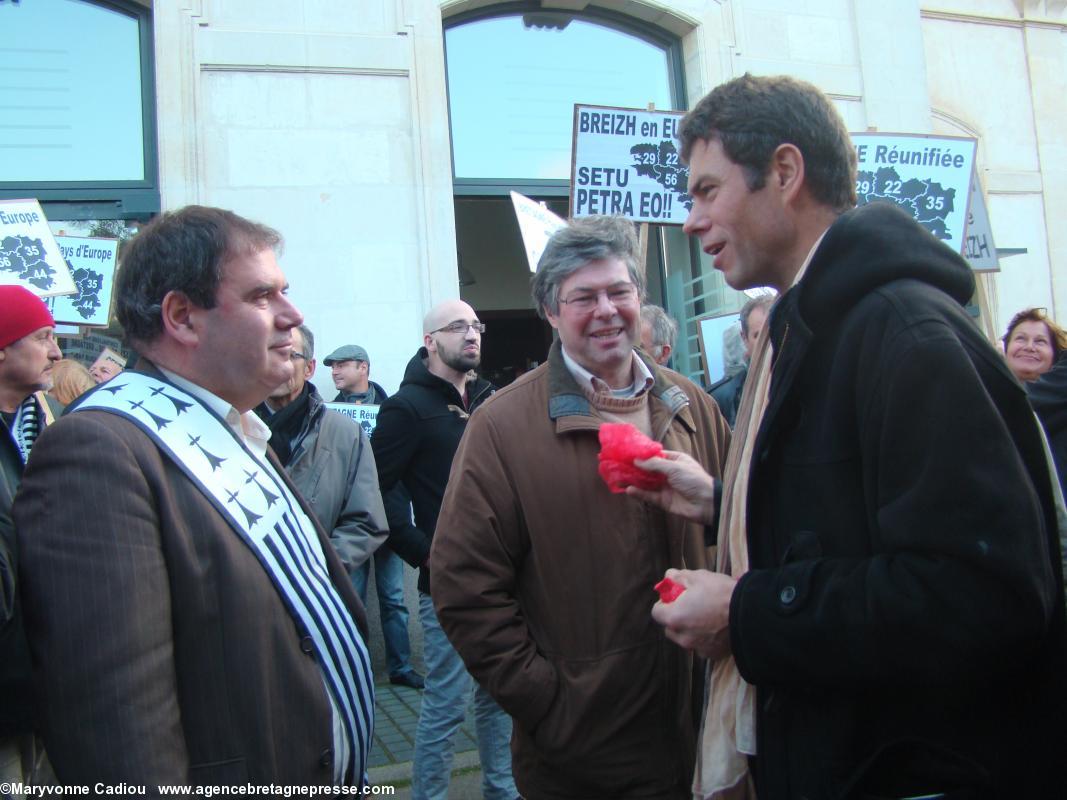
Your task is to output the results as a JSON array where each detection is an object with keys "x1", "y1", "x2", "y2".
[{"x1": 679, "y1": 74, "x2": 857, "y2": 213}]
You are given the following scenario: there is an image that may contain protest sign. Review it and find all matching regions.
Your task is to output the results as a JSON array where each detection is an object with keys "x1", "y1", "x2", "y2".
[
  {"x1": 850, "y1": 133, "x2": 976, "y2": 257},
  {"x1": 0, "y1": 198, "x2": 76, "y2": 297},
  {"x1": 962, "y1": 172, "x2": 998, "y2": 272},
  {"x1": 510, "y1": 191, "x2": 567, "y2": 273},
  {"x1": 326, "y1": 403, "x2": 380, "y2": 438},
  {"x1": 570, "y1": 105, "x2": 690, "y2": 225},
  {"x1": 48, "y1": 235, "x2": 119, "y2": 326}
]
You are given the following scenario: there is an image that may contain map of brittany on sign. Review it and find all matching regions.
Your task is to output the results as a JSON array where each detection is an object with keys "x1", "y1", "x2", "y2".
[
  {"x1": 68, "y1": 267, "x2": 105, "y2": 319},
  {"x1": 50, "y1": 235, "x2": 119, "y2": 327},
  {"x1": 0, "y1": 235, "x2": 58, "y2": 290},
  {"x1": 855, "y1": 167, "x2": 956, "y2": 241},
  {"x1": 850, "y1": 133, "x2": 976, "y2": 256},
  {"x1": 0, "y1": 199, "x2": 76, "y2": 297},
  {"x1": 629, "y1": 140, "x2": 693, "y2": 212}
]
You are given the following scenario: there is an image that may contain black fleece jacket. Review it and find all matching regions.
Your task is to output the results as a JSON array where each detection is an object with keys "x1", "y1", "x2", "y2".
[
  {"x1": 370, "y1": 348, "x2": 493, "y2": 594},
  {"x1": 732, "y1": 201, "x2": 1066, "y2": 799}
]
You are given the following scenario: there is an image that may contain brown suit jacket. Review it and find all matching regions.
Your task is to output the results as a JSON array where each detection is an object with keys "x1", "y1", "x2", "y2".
[{"x1": 14, "y1": 369, "x2": 369, "y2": 786}]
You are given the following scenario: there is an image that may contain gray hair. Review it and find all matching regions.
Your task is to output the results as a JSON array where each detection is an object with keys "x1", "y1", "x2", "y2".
[
  {"x1": 641, "y1": 304, "x2": 678, "y2": 351},
  {"x1": 531, "y1": 215, "x2": 645, "y2": 318},
  {"x1": 116, "y1": 205, "x2": 282, "y2": 346},
  {"x1": 740, "y1": 294, "x2": 775, "y2": 337},
  {"x1": 296, "y1": 324, "x2": 315, "y2": 360}
]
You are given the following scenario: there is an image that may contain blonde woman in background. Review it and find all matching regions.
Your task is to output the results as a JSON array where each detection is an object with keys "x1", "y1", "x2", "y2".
[{"x1": 48, "y1": 359, "x2": 95, "y2": 406}]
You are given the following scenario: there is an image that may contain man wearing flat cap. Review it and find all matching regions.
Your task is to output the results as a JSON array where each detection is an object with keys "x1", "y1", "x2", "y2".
[
  {"x1": 325, "y1": 342, "x2": 423, "y2": 690},
  {"x1": 1, "y1": 284, "x2": 62, "y2": 788},
  {"x1": 324, "y1": 345, "x2": 388, "y2": 405}
]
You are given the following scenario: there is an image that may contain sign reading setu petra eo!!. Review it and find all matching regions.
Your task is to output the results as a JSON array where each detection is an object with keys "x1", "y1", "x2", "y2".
[{"x1": 570, "y1": 105, "x2": 691, "y2": 225}]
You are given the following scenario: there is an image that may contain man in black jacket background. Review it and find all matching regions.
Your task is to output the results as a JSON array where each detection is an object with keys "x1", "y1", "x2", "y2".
[{"x1": 370, "y1": 299, "x2": 515, "y2": 800}]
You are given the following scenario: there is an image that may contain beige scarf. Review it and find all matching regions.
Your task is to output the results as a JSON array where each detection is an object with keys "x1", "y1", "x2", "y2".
[
  {"x1": 692, "y1": 324, "x2": 773, "y2": 800},
  {"x1": 694, "y1": 238, "x2": 825, "y2": 800}
]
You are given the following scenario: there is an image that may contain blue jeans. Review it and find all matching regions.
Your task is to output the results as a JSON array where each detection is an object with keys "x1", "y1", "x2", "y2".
[
  {"x1": 412, "y1": 592, "x2": 516, "y2": 800},
  {"x1": 351, "y1": 546, "x2": 413, "y2": 679}
]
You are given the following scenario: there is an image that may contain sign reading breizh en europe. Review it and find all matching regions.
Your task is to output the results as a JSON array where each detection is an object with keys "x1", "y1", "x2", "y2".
[{"x1": 570, "y1": 105, "x2": 691, "y2": 225}]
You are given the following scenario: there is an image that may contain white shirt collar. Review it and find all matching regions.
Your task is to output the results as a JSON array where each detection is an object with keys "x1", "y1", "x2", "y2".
[
  {"x1": 157, "y1": 368, "x2": 272, "y2": 460},
  {"x1": 560, "y1": 347, "x2": 655, "y2": 399}
]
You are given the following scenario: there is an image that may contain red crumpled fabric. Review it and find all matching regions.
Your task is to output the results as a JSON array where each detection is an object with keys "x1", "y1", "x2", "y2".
[
  {"x1": 597, "y1": 422, "x2": 667, "y2": 493},
  {"x1": 654, "y1": 577, "x2": 685, "y2": 603}
]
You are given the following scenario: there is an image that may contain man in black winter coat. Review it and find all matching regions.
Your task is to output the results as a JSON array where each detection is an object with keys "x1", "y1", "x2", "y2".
[
  {"x1": 631, "y1": 74, "x2": 1066, "y2": 800},
  {"x1": 370, "y1": 299, "x2": 516, "y2": 800}
]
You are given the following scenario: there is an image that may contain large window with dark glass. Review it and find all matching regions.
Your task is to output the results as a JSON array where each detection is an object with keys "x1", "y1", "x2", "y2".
[{"x1": 0, "y1": 0, "x2": 158, "y2": 220}]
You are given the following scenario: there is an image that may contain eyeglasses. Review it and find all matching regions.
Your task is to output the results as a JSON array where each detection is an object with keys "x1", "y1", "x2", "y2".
[
  {"x1": 290, "y1": 352, "x2": 307, "y2": 361},
  {"x1": 431, "y1": 321, "x2": 486, "y2": 335},
  {"x1": 558, "y1": 284, "x2": 638, "y2": 313}
]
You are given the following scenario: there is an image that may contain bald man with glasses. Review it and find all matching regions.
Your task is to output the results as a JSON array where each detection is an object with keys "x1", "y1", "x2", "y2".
[{"x1": 370, "y1": 299, "x2": 516, "y2": 800}]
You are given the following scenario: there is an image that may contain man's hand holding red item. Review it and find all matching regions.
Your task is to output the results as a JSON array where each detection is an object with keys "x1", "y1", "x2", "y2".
[
  {"x1": 651, "y1": 568, "x2": 736, "y2": 661},
  {"x1": 654, "y1": 576, "x2": 686, "y2": 603},
  {"x1": 625, "y1": 450, "x2": 717, "y2": 526}
]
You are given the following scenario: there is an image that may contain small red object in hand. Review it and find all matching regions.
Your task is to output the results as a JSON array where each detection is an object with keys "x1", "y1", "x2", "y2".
[
  {"x1": 654, "y1": 577, "x2": 685, "y2": 603},
  {"x1": 597, "y1": 423, "x2": 667, "y2": 494}
]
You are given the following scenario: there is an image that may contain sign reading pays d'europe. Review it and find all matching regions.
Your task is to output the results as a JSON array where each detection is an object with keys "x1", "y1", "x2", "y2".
[{"x1": 570, "y1": 105, "x2": 691, "y2": 225}]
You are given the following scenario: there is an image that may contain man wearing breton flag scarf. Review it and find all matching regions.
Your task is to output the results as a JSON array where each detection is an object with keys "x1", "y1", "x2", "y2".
[{"x1": 14, "y1": 206, "x2": 375, "y2": 788}]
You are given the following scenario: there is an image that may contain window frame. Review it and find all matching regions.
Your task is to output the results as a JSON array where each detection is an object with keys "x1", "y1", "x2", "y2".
[
  {"x1": 443, "y1": 2, "x2": 687, "y2": 196},
  {"x1": 0, "y1": 0, "x2": 159, "y2": 221}
]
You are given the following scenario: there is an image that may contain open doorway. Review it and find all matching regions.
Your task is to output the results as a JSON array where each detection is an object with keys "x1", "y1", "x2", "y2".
[
  {"x1": 454, "y1": 195, "x2": 670, "y2": 388},
  {"x1": 454, "y1": 196, "x2": 557, "y2": 387}
]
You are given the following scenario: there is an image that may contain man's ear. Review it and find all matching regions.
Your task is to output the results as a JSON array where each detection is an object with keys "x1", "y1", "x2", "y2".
[
  {"x1": 424, "y1": 332, "x2": 436, "y2": 353},
  {"x1": 770, "y1": 143, "x2": 805, "y2": 203},
  {"x1": 543, "y1": 305, "x2": 561, "y2": 331},
  {"x1": 660, "y1": 343, "x2": 672, "y2": 364},
  {"x1": 159, "y1": 290, "x2": 200, "y2": 346},
  {"x1": 305, "y1": 358, "x2": 317, "y2": 379}
]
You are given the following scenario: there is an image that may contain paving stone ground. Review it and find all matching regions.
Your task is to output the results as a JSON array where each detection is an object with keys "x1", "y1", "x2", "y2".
[
  {"x1": 363, "y1": 562, "x2": 488, "y2": 798},
  {"x1": 367, "y1": 680, "x2": 484, "y2": 798}
]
